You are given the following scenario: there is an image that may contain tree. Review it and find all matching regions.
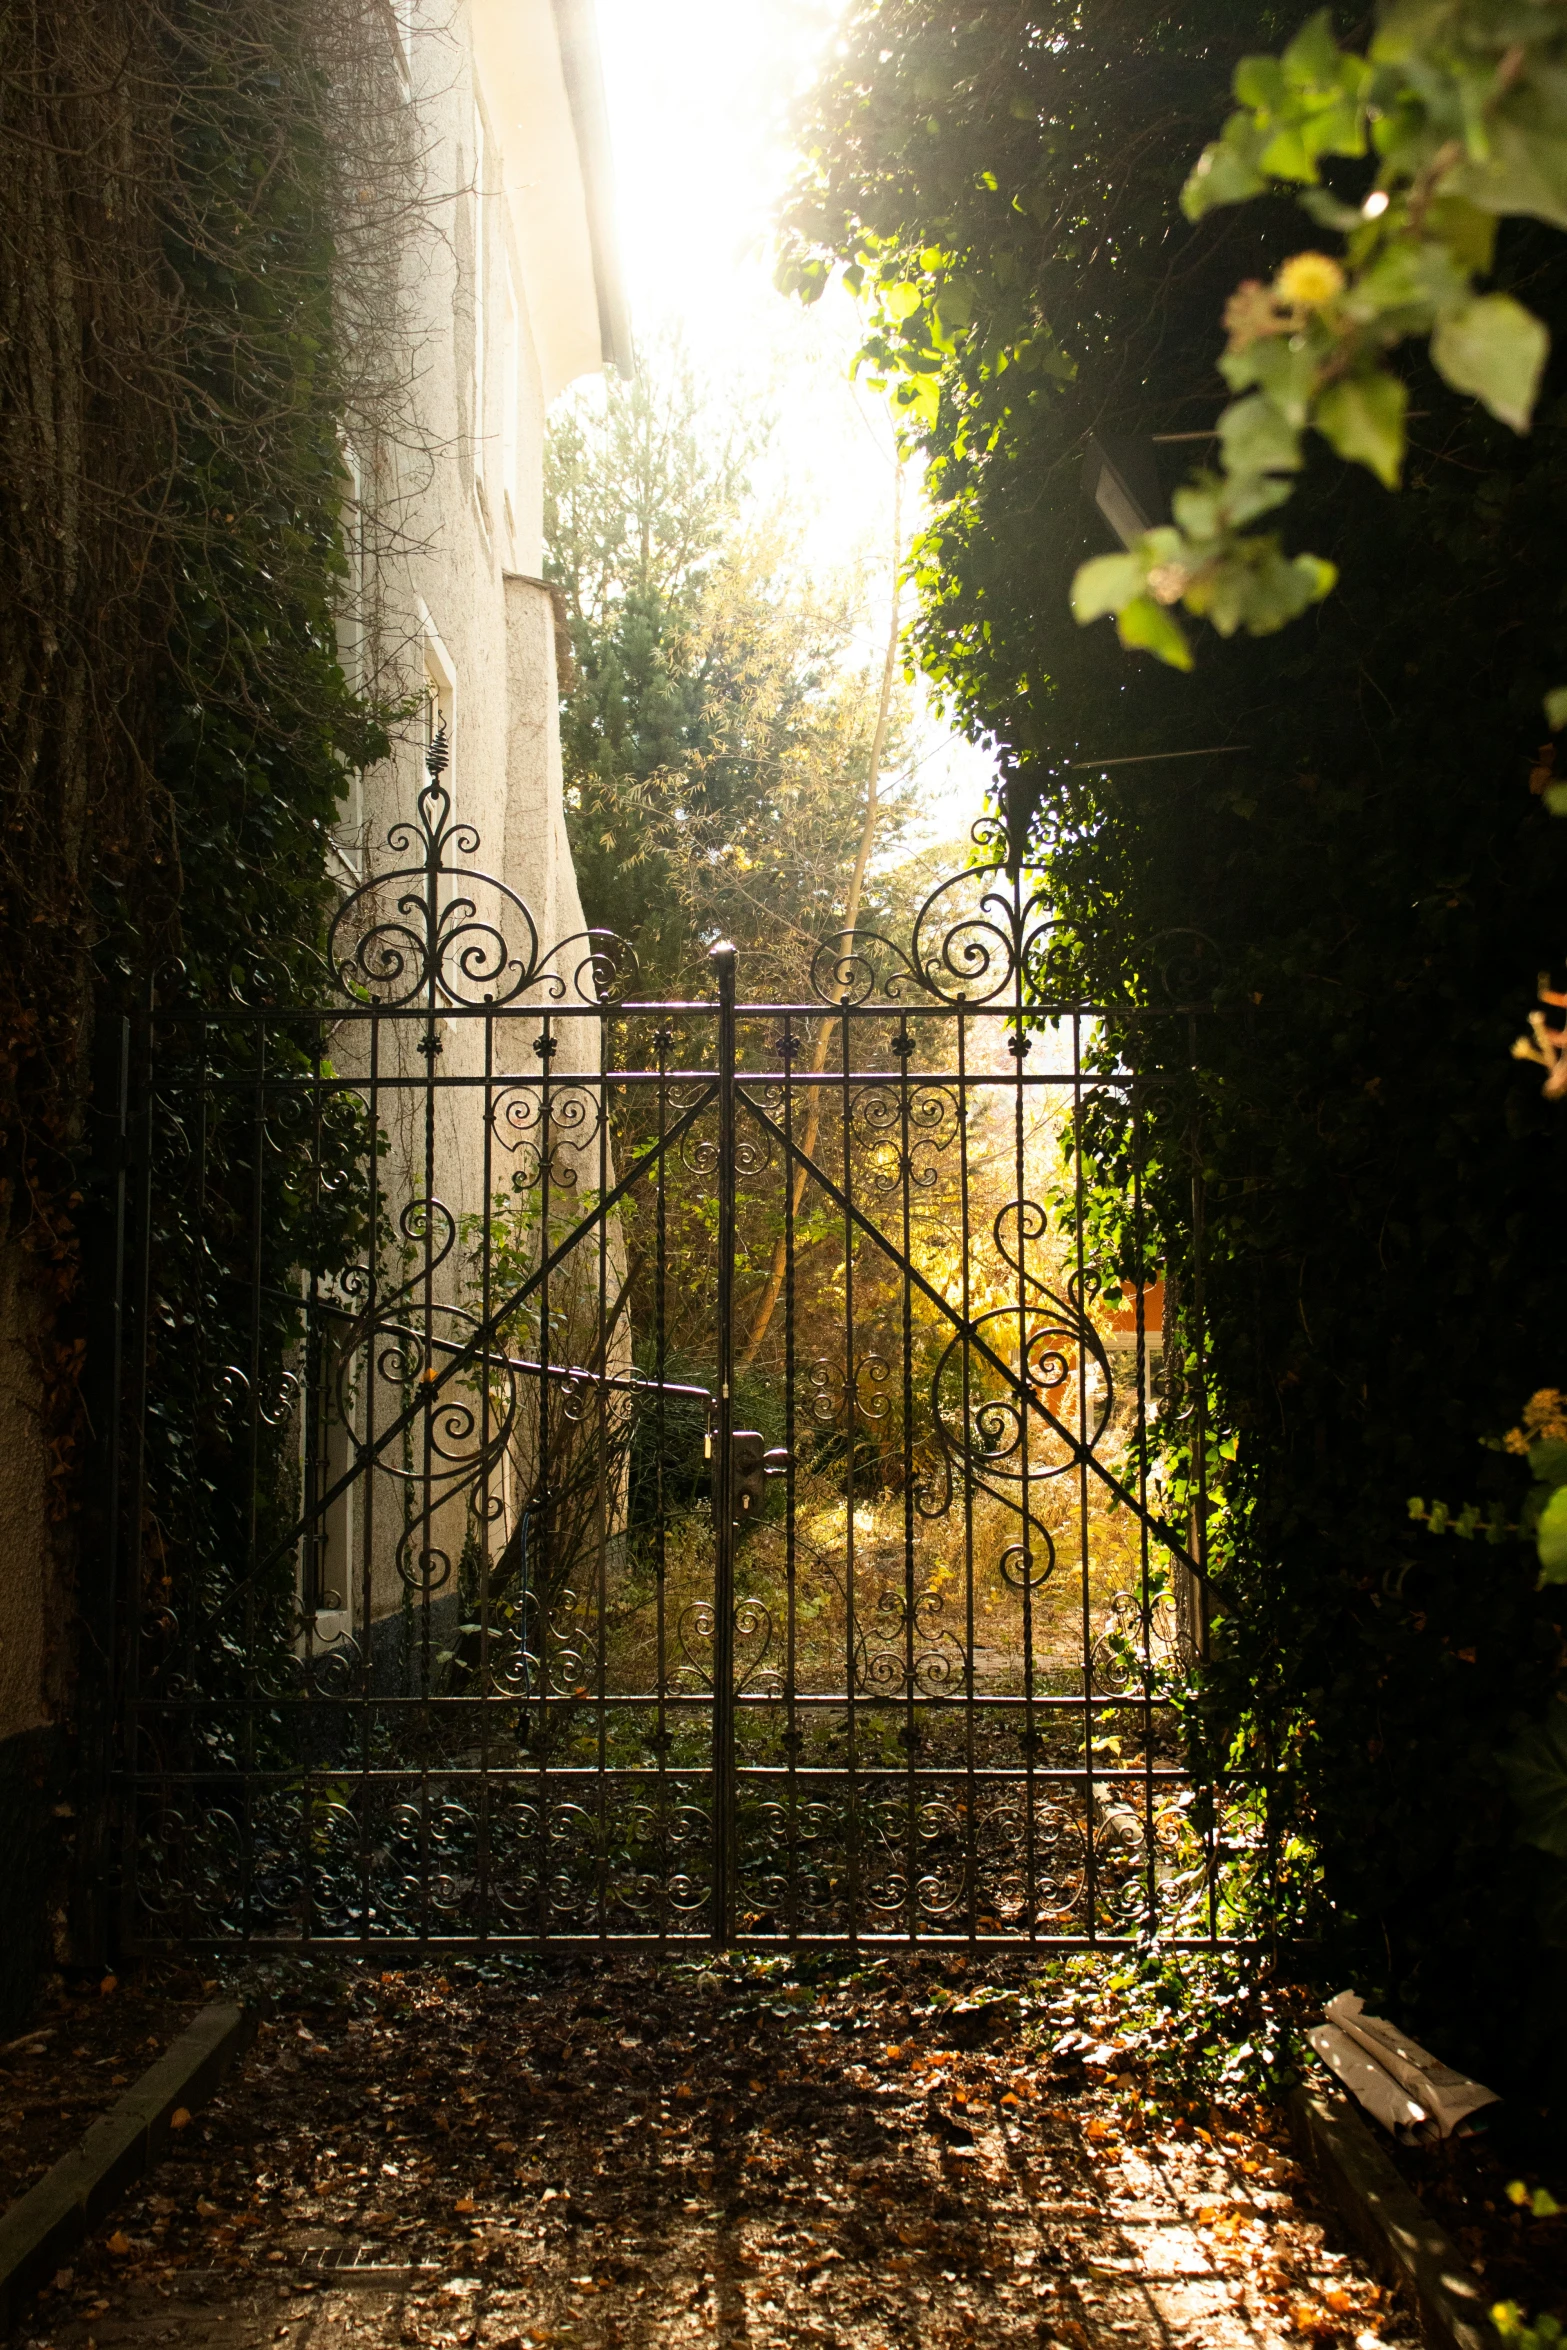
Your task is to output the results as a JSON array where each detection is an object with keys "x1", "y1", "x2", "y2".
[
  {"x1": 781, "y1": 0, "x2": 1567, "y2": 2099},
  {"x1": 545, "y1": 346, "x2": 914, "y2": 1001}
]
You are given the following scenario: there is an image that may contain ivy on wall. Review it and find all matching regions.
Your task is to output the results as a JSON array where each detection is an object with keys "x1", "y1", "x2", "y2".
[{"x1": 0, "y1": 0, "x2": 398, "y2": 1986}]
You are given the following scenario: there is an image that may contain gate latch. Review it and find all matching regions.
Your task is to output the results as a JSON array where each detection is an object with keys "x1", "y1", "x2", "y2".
[{"x1": 731, "y1": 1431, "x2": 791, "y2": 1525}]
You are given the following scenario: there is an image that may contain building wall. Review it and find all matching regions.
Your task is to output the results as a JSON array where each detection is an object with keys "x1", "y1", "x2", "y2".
[{"x1": 308, "y1": 0, "x2": 614, "y2": 1657}]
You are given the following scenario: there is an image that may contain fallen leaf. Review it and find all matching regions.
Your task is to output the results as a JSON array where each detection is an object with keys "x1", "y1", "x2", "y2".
[
  {"x1": 169, "y1": 2107, "x2": 192, "y2": 2131},
  {"x1": 454, "y1": 2196, "x2": 476, "y2": 2215},
  {"x1": 106, "y1": 2232, "x2": 132, "y2": 2256}
]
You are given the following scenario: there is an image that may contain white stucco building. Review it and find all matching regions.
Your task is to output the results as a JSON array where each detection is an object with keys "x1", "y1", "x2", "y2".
[
  {"x1": 304, "y1": 0, "x2": 632, "y2": 1666},
  {"x1": 337, "y1": 0, "x2": 629, "y2": 938}
]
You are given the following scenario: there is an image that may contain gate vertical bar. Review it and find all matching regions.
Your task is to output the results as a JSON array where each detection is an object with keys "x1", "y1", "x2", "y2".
[{"x1": 711, "y1": 941, "x2": 738, "y2": 1946}]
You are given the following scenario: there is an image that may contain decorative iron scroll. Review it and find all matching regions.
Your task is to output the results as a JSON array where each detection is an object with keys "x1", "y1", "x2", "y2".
[
  {"x1": 330, "y1": 1195, "x2": 518, "y2": 1596},
  {"x1": 924, "y1": 1201, "x2": 1116, "y2": 1592},
  {"x1": 809, "y1": 817, "x2": 1067, "y2": 1007},
  {"x1": 806, "y1": 820, "x2": 1229, "y2": 1010},
  {"x1": 328, "y1": 730, "x2": 638, "y2": 1008},
  {"x1": 491, "y1": 1082, "x2": 605, "y2": 1189}
]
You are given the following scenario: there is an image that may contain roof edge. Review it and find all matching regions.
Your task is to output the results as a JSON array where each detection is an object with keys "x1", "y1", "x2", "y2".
[{"x1": 549, "y1": 0, "x2": 635, "y2": 381}]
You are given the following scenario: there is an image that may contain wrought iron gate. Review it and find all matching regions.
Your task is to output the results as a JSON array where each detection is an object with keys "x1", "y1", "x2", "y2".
[{"x1": 113, "y1": 746, "x2": 1255, "y2": 1955}]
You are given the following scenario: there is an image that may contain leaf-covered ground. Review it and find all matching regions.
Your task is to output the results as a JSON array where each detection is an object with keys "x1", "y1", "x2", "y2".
[
  {"x1": 0, "y1": 1966, "x2": 208, "y2": 2209},
  {"x1": 18, "y1": 1954, "x2": 1417, "y2": 2350}
]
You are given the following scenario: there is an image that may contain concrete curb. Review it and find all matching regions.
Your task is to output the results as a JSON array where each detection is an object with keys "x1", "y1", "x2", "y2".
[
  {"x1": 1289, "y1": 2082, "x2": 1500, "y2": 2350},
  {"x1": 0, "y1": 2000, "x2": 256, "y2": 2337}
]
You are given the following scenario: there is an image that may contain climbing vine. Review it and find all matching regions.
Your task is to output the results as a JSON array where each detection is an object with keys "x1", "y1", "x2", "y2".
[
  {"x1": 0, "y1": 0, "x2": 406, "y2": 1934},
  {"x1": 782, "y1": 0, "x2": 1567, "y2": 2105}
]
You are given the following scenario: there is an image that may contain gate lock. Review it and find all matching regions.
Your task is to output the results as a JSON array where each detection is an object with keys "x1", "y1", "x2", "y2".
[{"x1": 730, "y1": 1431, "x2": 791, "y2": 1526}]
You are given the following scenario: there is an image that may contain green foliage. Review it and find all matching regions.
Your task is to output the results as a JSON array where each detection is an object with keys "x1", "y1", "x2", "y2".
[
  {"x1": 785, "y1": 0, "x2": 1567, "y2": 2095},
  {"x1": 121, "y1": 2, "x2": 395, "y2": 1656},
  {"x1": 1494, "y1": 2306, "x2": 1567, "y2": 2350},
  {"x1": 147, "y1": 2, "x2": 389, "y2": 1005},
  {"x1": 1070, "y1": 1, "x2": 1567, "y2": 669},
  {"x1": 1536, "y1": 1482, "x2": 1567, "y2": 1577},
  {"x1": 1501, "y1": 1707, "x2": 1567, "y2": 1861},
  {"x1": 1507, "y1": 2178, "x2": 1564, "y2": 2217},
  {"x1": 546, "y1": 351, "x2": 912, "y2": 1000}
]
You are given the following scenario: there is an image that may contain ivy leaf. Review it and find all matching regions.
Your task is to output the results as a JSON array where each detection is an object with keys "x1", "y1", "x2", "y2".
[
  {"x1": 892, "y1": 373, "x2": 941, "y2": 429},
  {"x1": 1071, "y1": 553, "x2": 1144, "y2": 625},
  {"x1": 1501, "y1": 1708, "x2": 1567, "y2": 1857},
  {"x1": 1546, "y1": 686, "x2": 1567, "y2": 732},
  {"x1": 1431, "y1": 294, "x2": 1549, "y2": 433},
  {"x1": 1116, "y1": 595, "x2": 1193, "y2": 670},
  {"x1": 1234, "y1": 56, "x2": 1287, "y2": 111},
  {"x1": 1281, "y1": 10, "x2": 1340, "y2": 91},
  {"x1": 1453, "y1": 118, "x2": 1567, "y2": 236},
  {"x1": 1314, "y1": 372, "x2": 1408, "y2": 489},
  {"x1": 883, "y1": 282, "x2": 922, "y2": 322},
  {"x1": 1222, "y1": 335, "x2": 1318, "y2": 426},
  {"x1": 1219, "y1": 393, "x2": 1302, "y2": 477},
  {"x1": 1300, "y1": 187, "x2": 1363, "y2": 234},
  {"x1": 1426, "y1": 195, "x2": 1498, "y2": 276},
  {"x1": 1528, "y1": 1439, "x2": 1567, "y2": 1489},
  {"x1": 1258, "y1": 123, "x2": 1317, "y2": 183},
  {"x1": 1538, "y1": 1486, "x2": 1567, "y2": 1584},
  {"x1": 1182, "y1": 119, "x2": 1270, "y2": 218}
]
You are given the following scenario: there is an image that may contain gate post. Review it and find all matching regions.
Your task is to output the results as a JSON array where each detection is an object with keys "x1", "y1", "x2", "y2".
[{"x1": 710, "y1": 940, "x2": 738, "y2": 1947}]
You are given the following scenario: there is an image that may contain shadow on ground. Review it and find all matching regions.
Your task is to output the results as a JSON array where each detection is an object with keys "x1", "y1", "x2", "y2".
[{"x1": 18, "y1": 1957, "x2": 1414, "y2": 2350}]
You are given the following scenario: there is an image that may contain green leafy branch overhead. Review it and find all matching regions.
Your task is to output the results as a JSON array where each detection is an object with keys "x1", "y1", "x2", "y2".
[{"x1": 1072, "y1": 1, "x2": 1565, "y2": 698}]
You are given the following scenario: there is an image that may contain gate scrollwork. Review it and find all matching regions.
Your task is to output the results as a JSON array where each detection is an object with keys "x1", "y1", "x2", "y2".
[
  {"x1": 327, "y1": 732, "x2": 636, "y2": 1008},
  {"x1": 122, "y1": 756, "x2": 1225, "y2": 1957}
]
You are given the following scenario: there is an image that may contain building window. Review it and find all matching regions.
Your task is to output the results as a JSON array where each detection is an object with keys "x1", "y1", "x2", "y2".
[
  {"x1": 502, "y1": 253, "x2": 520, "y2": 546},
  {"x1": 421, "y1": 606, "x2": 456, "y2": 787},
  {"x1": 472, "y1": 102, "x2": 488, "y2": 500},
  {"x1": 338, "y1": 438, "x2": 365, "y2": 688},
  {"x1": 329, "y1": 439, "x2": 365, "y2": 883}
]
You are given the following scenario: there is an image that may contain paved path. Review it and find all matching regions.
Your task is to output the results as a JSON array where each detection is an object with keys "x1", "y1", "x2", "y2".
[{"x1": 18, "y1": 1962, "x2": 1415, "y2": 2350}]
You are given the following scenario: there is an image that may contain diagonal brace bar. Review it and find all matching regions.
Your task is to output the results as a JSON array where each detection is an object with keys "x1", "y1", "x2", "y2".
[
  {"x1": 737, "y1": 1088, "x2": 1205, "y2": 1582},
  {"x1": 258, "y1": 1080, "x2": 719, "y2": 1578}
]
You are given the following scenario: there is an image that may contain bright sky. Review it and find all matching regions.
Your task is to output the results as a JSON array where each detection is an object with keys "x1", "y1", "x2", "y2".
[{"x1": 592, "y1": 0, "x2": 998, "y2": 852}]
